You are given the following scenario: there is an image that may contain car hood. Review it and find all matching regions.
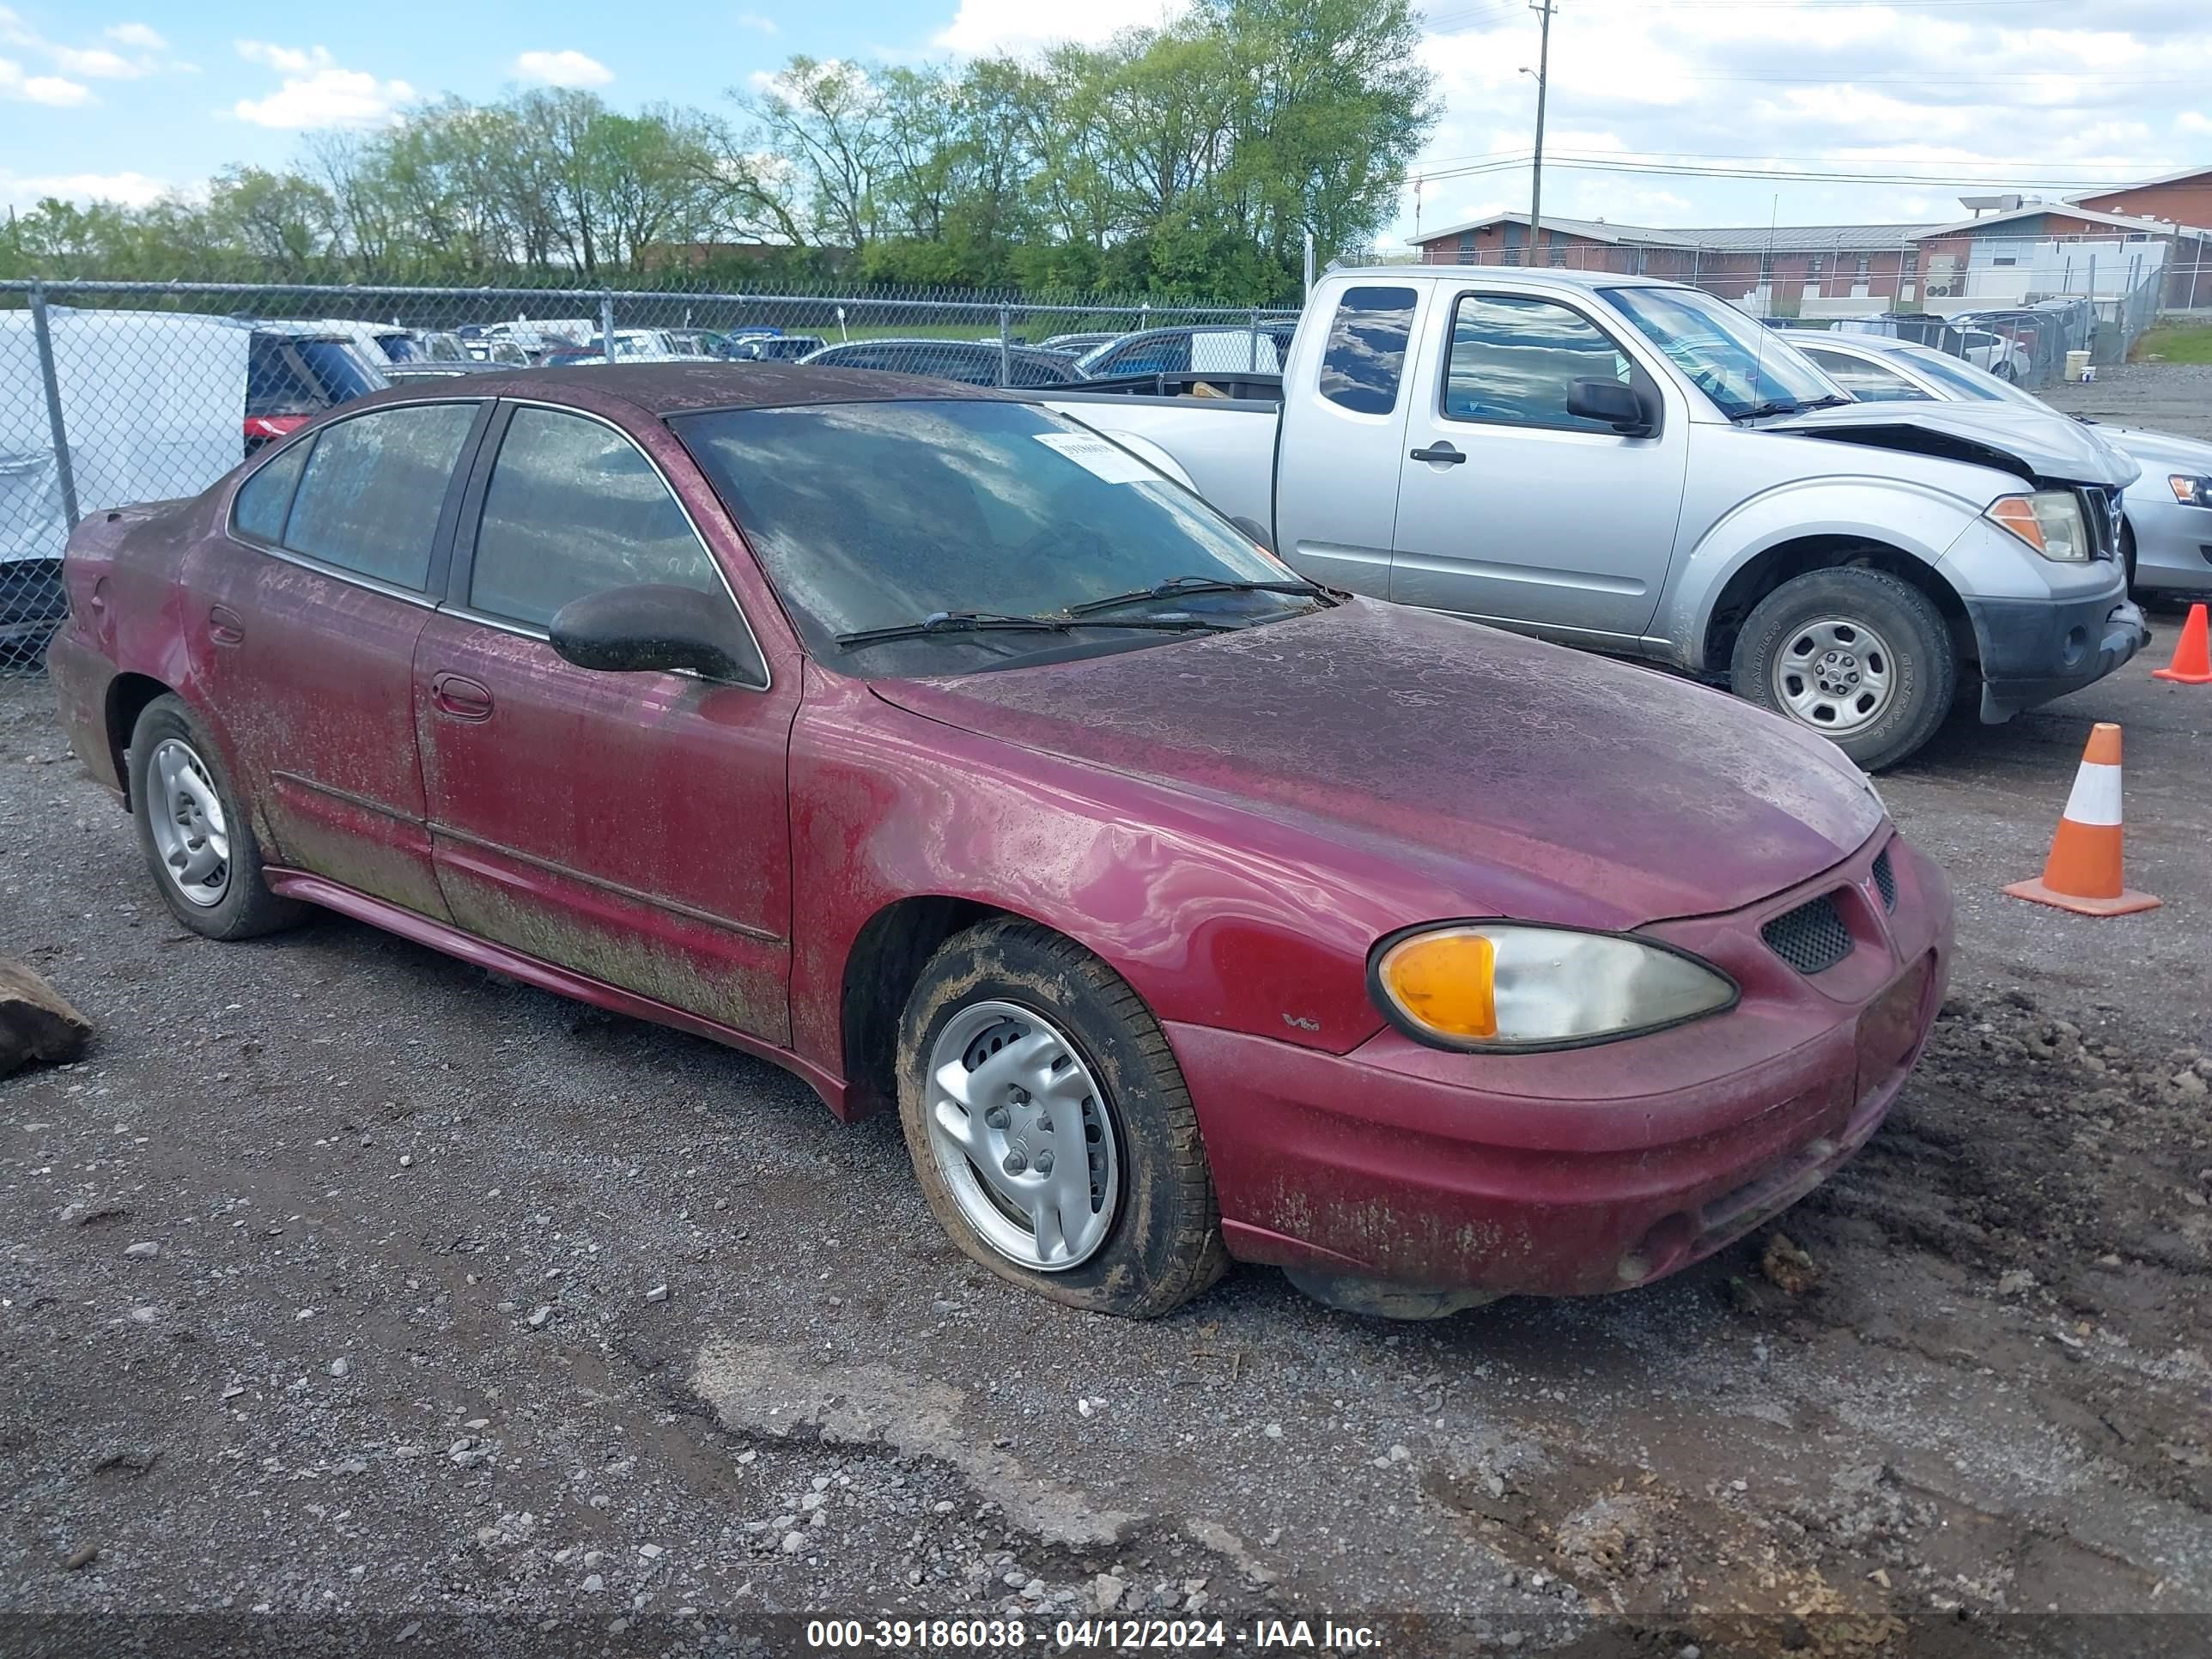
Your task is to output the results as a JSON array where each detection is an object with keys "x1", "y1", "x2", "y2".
[
  {"x1": 2094, "y1": 422, "x2": 2212, "y2": 476},
  {"x1": 870, "y1": 600, "x2": 1884, "y2": 930},
  {"x1": 1770, "y1": 401, "x2": 2139, "y2": 489}
]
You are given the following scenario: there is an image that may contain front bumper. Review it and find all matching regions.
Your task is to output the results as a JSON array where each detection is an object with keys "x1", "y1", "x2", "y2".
[
  {"x1": 1171, "y1": 830, "x2": 1953, "y2": 1298},
  {"x1": 1966, "y1": 589, "x2": 2148, "y2": 722}
]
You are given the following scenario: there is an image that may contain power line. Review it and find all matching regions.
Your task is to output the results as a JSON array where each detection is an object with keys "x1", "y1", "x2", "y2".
[{"x1": 1415, "y1": 152, "x2": 2150, "y2": 190}]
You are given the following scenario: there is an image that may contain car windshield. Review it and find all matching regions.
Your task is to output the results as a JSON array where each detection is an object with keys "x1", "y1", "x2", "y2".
[
  {"x1": 672, "y1": 399, "x2": 1315, "y2": 671},
  {"x1": 1894, "y1": 344, "x2": 2047, "y2": 408},
  {"x1": 1601, "y1": 286, "x2": 1841, "y2": 419}
]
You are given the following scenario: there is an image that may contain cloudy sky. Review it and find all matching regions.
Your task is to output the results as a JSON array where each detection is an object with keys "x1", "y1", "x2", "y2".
[{"x1": 0, "y1": 0, "x2": 2204, "y2": 240}]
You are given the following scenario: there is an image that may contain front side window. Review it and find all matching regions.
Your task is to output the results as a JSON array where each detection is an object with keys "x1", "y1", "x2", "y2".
[
  {"x1": 1318, "y1": 286, "x2": 1418, "y2": 416},
  {"x1": 1801, "y1": 349, "x2": 1930, "y2": 404},
  {"x1": 469, "y1": 407, "x2": 726, "y2": 629},
  {"x1": 672, "y1": 399, "x2": 1311, "y2": 672},
  {"x1": 282, "y1": 403, "x2": 479, "y2": 589},
  {"x1": 1601, "y1": 284, "x2": 1842, "y2": 419},
  {"x1": 1442, "y1": 294, "x2": 1635, "y2": 430}
]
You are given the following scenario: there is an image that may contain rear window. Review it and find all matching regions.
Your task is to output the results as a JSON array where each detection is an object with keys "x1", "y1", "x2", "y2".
[
  {"x1": 1318, "y1": 286, "x2": 1417, "y2": 415},
  {"x1": 282, "y1": 403, "x2": 478, "y2": 590}
]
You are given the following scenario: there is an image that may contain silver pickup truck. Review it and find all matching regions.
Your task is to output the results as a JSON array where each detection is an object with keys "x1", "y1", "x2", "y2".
[{"x1": 1049, "y1": 268, "x2": 2148, "y2": 769}]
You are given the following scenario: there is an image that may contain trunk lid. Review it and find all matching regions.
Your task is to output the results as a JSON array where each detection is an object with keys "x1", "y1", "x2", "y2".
[{"x1": 870, "y1": 600, "x2": 1883, "y2": 929}]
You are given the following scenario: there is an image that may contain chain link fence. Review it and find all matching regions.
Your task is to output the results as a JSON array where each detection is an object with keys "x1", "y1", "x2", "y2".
[{"x1": 0, "y1": 276, "x2": 1300, "y2": 673}]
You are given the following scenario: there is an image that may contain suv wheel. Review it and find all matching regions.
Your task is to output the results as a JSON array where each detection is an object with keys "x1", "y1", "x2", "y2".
[
  {"x1": 1730, "y1": 568, "x2": 1955, "y2": 771},
  {"x1": 895, "y1": 918, "x2": 1228, "y2": 1317}
]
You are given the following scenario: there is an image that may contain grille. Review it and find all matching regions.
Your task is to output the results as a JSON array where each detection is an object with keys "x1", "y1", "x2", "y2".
[
  {"x1": 1871, "y1": 848, "x2": 1897, "y2": 912},
  {"x1": 1762, "y1": 893, "x2": 1853, "y2": 975},
  {"x1": 2081, "y1": 487, "x2": 2120, "y2": 562}
]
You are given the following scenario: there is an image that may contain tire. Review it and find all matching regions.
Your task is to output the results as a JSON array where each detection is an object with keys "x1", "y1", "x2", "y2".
[
  {"x1": 895, "y1": 917, "x2": 1228, "y2": 1318},
  {"x1": 1729, "y1": 567, "x2": 1955, "y2": 772},
  {"x1": 128, "y1": 696, "x2": 309, "y2": 940}
]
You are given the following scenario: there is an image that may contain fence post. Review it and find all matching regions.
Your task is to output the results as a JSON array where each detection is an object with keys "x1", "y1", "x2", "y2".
[
  {"x1": 998, "y1": 306, "x2": 1012, "y2": 386},
  {"x1": 29, "y1": 281, "x2": 80, "y2": 532},
  {"x1": 599, "y1": 289, "x2": 616, "y2": 362},
  {"x1": 1248, "y1": 307, "x2": 1261, "y2": 372}
]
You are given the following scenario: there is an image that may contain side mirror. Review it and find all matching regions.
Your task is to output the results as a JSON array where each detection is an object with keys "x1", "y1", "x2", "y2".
[
  {"x1": 548, "y1": 584, "x2": 765, "y2": 686},
  {"x1": 1567, "y1": 377, "x2": 1657, "y2": 437}
]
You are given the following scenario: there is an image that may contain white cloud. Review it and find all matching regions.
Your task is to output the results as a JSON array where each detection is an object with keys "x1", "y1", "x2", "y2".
[
  {"x1": 104, "y1": 22, "x2": 165, "y2": 51},
  {"x1": 513, "y1": 48, "x2": 613, "y2": 88},
  {"x1": 933, "y1": 0, "x2": 1184, "y2": 55},
  {"x1": 736, "y1": 12, "x2": 778, "y2": 33},
  {"x1": 233, "y1": 40, "x2": 413, "y2": 128},
  {"x1": 0, "y1": 9, "x2": 176, "y2": 82},
  {"x1": 0, "y1": 54, "x2": 88, "y2": 104},
  {"x1": 0, "y1": 167, "x2": 169, "y2": 211}
]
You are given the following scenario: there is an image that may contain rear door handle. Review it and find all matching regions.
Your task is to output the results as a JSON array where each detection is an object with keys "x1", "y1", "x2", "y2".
[
  {"x1": 430, "y1": 672, "x2": 495, "y2": 722},
  {"x1": 1409, "y1": 442, "x2": 1467, "y2": 466},
  {"x1": 208, "y1": 605, "x2": 245, "y2": 647}
]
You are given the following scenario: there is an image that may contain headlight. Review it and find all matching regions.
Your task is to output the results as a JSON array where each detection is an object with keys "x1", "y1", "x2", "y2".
[
  {"x1": 1987, "y1": 490, "x2": 2089, "y2": 562},
  {"x1": 1370, "y1": 923, "x2": 1737, "y2": 1053},
  {"x1": 2170, "y1": 474, "x2": 2212, "y2": 508}
]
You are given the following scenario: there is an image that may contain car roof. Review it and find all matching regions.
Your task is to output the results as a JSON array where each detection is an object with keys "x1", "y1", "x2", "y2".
[
  {"x1": 1328, "y1": 264, "x2": 1679, "y2": 291},
  {"x1": 353, "y1": 362, "x2": 1011, "y2": 416}
]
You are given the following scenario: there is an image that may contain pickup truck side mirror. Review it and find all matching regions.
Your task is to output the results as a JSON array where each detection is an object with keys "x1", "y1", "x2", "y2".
[
  {"x1": 1567, "y1": 378, "x2": 1657, "y2": 438},
  {"x1": 549, "y1": 583, "x2": 766, "y2": 686}
]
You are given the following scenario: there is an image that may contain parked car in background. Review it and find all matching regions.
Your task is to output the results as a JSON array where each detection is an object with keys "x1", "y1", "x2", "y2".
[
  {"x1": 716, "y1": 333, "x2": 826, "y2": 362},
  {"x1": 1038, "y1": 331, "x2": 1123, "y2": 354},
  {"x1": 1053, "y1": 268, "x2": 2145, "y2": 769},
  {"x1": 463, "y1": 337, "x2": 533, "y2": 367},
  {"x1": 244, "y1": 328, "x2": 390, "y2": 453},
  {"x1": 1076, "y1": 325, "x2": 1296, "y2": 380},
  {"x1": 798, "y1": 338, "x2": 1085, "y2": 387},
  {"x1": 46, "y1": 363, "x2": 1950, "y2": 1320},
  {"x1": 1790, "y1": 331, "x2": 2212, "y2": 599}
]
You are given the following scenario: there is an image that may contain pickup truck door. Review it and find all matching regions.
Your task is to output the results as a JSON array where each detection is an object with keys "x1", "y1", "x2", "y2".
[
  {"x1": 1272, "y1": 281, "x2": 1428, "y2": 598},
  {"x1": 1389, "y1": 288, "x2": 1687, "y2": 641}
]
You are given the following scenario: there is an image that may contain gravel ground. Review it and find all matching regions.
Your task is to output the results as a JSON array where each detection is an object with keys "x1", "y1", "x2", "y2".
[
  {"x1": 2041, "y1": 361, "x2": 2212, "y2": 442},
  {"x1": 4, "y1": 370, "x2": 2211, "y2": 1658}
]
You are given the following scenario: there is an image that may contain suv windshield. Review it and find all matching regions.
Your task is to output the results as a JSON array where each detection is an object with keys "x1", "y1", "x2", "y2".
[
  {"x1": 1602, "y1": 286, "x2": 1841, "y2": 420},
  {"x1": 672, "y1": 399, "x2": 1316, "y2": 671}
]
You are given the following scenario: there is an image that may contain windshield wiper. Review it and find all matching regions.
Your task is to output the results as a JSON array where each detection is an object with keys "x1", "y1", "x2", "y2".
[
  {"x1": 835, "y1": 610, "x2": 1231, "y2": 650},
  {"x1": 1066, "y1": 575, "x2": 1326, "y2": 617},
  {"x1": 1733, "y1": 398, "x2": 1803, "y2": 422},
  {"x1": 1795, "y1": 394, "x2": 1852, "y2": 411}
]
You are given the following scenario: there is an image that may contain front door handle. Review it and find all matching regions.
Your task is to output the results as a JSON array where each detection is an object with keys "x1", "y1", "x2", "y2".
[
  {"x1": 1409, "y1": 442, "x2": 1467, "y2": 466},
  {"x1": 208, "y1": 605, "x2": 245, "y2": 647},
  {"x1": 430, "y1": 672, "x2": 495, "y2": 722}
]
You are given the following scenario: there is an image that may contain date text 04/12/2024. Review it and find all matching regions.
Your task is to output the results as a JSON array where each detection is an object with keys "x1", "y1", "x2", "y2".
[{"x1": 805, "y1": 1617, "x2": 1385, "y2": 1650}]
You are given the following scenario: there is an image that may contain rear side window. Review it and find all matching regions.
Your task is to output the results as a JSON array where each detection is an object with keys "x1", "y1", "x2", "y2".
[
  {"x1": 1801, "y1": 349, "x2": 1930, "y2": 404},
  {"x1": 1443, "y1": 294, "x2": 1634, "y2": 430},
  {"x1": 468, "y1": 407, "x2": 725, "y2": 629},
  {"x1": 283, "y1": 404, "x2": 478, "y2": 589},
  {"x1": 1319, "y1": 286, "x2": 1417, "y2": 414},
  {"x1": 232, "y1": 443, "x2": 308, "y2": 544}
]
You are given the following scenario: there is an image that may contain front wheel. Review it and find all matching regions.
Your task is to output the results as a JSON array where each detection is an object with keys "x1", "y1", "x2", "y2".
[
  {"x1": 895, "y1": 918, "x2": 1228, "y2": 1318},
  {"x1": 1729, "y1": 568, "x2": 1955, "y2": 771}
]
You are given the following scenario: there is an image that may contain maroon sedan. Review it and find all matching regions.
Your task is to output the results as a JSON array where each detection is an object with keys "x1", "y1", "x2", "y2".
[{"x1": 46, "y1": 366, "x2": 1952, "y2": 1319}]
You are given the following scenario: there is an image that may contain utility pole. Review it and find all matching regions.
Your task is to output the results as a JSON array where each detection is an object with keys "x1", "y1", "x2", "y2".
[{"x1": 1528, "y1": 0, "x2": 1555, "y2": 267}]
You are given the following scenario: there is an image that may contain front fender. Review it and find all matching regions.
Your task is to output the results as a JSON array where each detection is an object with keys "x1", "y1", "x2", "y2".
[{"x1": 1659, "y1": 476, "x2": 1984, "y2": 672}]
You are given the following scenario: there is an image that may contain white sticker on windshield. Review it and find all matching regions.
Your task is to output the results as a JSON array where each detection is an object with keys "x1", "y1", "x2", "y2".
[{"x1": 1033, "y1": 431, "x2": 1158, "y2": 484}]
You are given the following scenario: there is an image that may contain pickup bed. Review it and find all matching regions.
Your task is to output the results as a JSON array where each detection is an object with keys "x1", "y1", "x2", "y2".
[{"x1": 1049, "y1": 268, "x2": 2147, "y2": 770}]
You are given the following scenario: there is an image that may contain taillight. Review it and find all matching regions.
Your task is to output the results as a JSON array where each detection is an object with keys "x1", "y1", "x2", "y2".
[{"x1": 243, "y1": 415, "x2": 311, "y2": 441}]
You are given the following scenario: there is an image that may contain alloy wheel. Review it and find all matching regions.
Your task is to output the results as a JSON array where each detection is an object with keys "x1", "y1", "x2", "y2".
[{"x1": 146, "y1": 737, "x2": 231, "y2": 907}]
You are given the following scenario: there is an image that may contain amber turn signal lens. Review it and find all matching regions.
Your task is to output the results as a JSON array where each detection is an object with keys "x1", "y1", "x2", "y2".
[{"x1": 1376, "y1": 930, "x2": 1497, "y2": 1040}]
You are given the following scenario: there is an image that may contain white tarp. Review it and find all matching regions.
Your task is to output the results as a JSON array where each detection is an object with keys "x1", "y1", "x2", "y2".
[{"x1": 2, "y1": 308, "x2": 251, "y2": 564}]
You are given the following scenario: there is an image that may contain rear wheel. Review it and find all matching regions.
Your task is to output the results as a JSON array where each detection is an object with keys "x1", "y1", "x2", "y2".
[
  {"x1": 896, "y1": 917, "x2": 1227, "y2": 1318},
  {"x1": 129, "y1": 696, "x2": 307, "y2": 939},
  {"x1": 1730, "y1": 567, "x2": 1954, "y2": 771}
]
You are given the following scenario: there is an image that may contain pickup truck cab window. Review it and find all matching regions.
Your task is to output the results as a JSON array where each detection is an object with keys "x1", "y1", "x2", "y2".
[
  {"x1": 468, "y1": 404, "x2": 729, "y2": 629},
  {"x1": 1319, "y1": 285, "x2": 1418, "y2": 416},
  {"x1": 277, "y1": 402, "x2": 480, "y2": 591},
  {"x1": 1441, "y1": 294, "x2": 1636, "y2": 432}
]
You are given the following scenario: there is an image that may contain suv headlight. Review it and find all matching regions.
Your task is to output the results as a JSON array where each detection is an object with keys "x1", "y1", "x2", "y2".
[
  {"x1": 1986, "y1": 490, "x2": 2089, "y2": 562},
  {"x1": 2170, "y1": 474, "x2": 2212, "y2": 508},
  {"x1": 1370, "y1": 923, "x2": 1738, "y2": 1053}
]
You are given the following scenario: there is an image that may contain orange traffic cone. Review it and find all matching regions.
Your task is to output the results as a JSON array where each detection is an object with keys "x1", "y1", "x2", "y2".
[
  {"x1": 2151, "y1": 602, "x2": 2211, "y2": 684},
  {"x1": 2003, "y1": 723, "x2": 2160, "y2": 916}
]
